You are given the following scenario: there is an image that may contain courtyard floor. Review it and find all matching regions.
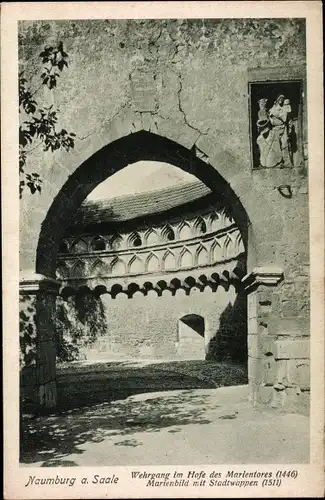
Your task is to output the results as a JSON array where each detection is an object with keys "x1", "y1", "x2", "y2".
[{"x1": 20, "y1": 360, "x2": 309, "y2": 466}]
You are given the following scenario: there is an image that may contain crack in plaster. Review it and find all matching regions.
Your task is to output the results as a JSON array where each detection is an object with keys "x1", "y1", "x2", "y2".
[
  {"x1": 76, "y1": 71, "x2": 210, "y2": 152},
  {"x1": 77, "y1": 132, "x2": 95, "y2": 141},
  {"x1": 108, "y1": 100, "x2": 131, "y2": 124},
  {"x1": 76, "y1": 100, "x2": 131, "y2": 141},
  {"x1": 177, "y1": 75, "x2": 209, "y2": 138}
]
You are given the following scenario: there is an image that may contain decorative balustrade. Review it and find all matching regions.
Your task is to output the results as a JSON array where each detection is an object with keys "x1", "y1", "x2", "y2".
[
  {"x1": 59, "y1": 210, "x2": 234, "y2": 255},
  {"x1": 57, "y1": 229, "x2": 244, "y2": 279}
]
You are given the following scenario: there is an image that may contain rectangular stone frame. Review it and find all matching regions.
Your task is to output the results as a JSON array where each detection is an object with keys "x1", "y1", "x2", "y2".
[{"x1": 247, "y1": 66, "x2": 307, "y2": 170}]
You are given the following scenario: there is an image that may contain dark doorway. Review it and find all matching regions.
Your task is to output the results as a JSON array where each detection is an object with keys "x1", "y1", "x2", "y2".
[{"x1": 177, "y1": 314, "x2": 205, "y2": 360}]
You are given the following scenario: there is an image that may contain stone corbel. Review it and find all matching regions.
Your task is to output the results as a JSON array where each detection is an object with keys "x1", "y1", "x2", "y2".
[
  {"x1": 242, "y1": 266, "x2": 284, "y2": 293},
  {"x1": 19, "y1": 271, "x2": 61, "y2": 295}
]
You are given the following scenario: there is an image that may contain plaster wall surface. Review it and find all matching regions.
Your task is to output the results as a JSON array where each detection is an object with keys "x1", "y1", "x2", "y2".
[{"x1": 79, "y1": 286, "x2": 244, "y2": 361}]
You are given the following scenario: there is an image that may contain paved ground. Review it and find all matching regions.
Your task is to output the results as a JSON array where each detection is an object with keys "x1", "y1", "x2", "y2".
[{"x1": 20, "y1": 382, "x2": 309, "y2": 466}]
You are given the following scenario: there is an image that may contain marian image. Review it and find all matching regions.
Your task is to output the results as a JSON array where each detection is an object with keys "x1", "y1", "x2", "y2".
[
  {"x1": 257, "y1": 94, "x2": 295, "y2": 168},
  {"x1": 250, "y1": 79, "x2": 305, "y2": 169}
]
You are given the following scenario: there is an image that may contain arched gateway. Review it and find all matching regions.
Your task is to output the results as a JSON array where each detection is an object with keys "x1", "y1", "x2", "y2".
[
  {"x1": 20, "y1": 130, "x2": 286, "y2": 410},
  {"x1": 36, "y1": 131, "x2": 249, "y2": 277},
  {"x1": 18, "y1": 18, "x2": 310, "y2": 417}
]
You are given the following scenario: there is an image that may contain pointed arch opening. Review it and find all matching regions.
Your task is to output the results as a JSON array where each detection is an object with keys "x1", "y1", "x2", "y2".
[
  {"x1": 178, "y1": 221, "x2": 192, "y2": 240},
  {"x1": 56, "y1": 261, "x2": 70, "y2": 279},
  {"x1": 161, "y1": 224, "x2": 175, "y2": 242},
  {"x1": 111, "y1": 257, "x2": 126, "y2": 276},
  {"x1": 196, "y1": 244, "x2": 209, "y2": 266},
  {"x1": 90, "y1": 235, "x2": 106, "y2": 252},
  {"x1": 194, "y1": 216, "x2": 207, "y2": 235},
  {"x1": 162, "y1": 250, "x2": 176, "y2": 271},
  {"x1": 128, "y1": 231, "x2": 142, "y2": 248},
  {"x1": 145, "y1": 228, "x2": 160, "y2": 246},
  {"x1": 223, "y1": 233, "x2": 235, "y2": 259},
  {"x1": 71, "y1": 259, "x2": 87, "y2": 278},
  {"x1": 109, "y1": 234, "x2": 123, "y2": 250},
  {"x1": 128, "y1": 255, "x2": 143, "y2": 274},
  {"x1": 235, "y1": 231, "x2": 245, "y2": 255},
  {"x1": 34, "y1": 130, "x2": 251, "y2": 408},
  {"x1": 91, "y1": 259, "x2": 108, "y2": 277},
  {"x1": 146, "y1": 252, "x2": 160, "y2": 273},
  {"x1": 71, "y1": 238, "x2": 88, "y2": 254},
  {"x1": 179, "y1": 246, "x2": 193, "y2": 268},
  {"x1": 211, "y1": 238, "x2": 223, "y2": 263},
  {"x1": 37, "y1": 131, "x2": 250, "y2": 277},
  {"x1": 208, "y1": 211, "x2": 220, "y2": 231}
]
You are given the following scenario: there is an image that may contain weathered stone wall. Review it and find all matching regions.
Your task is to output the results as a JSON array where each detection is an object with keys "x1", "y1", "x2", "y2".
[
  {"x1": 77, "y1": 285, "x2": 244, "y2": 362},
  {"x1": 248, "y1": 283, "x2": 309, "y2": 415},
  {"x1": 19, "y1": 19, "x2": 309, "y2": 412}
]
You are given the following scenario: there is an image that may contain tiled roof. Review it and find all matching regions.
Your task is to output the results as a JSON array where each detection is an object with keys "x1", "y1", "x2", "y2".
[{"x1": 71, "y1": 181, "x2": 212, "y2": 225}]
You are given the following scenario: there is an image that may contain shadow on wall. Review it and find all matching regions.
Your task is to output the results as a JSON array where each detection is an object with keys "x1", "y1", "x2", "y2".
[
  {"x1": 206, "y1": 290, "x2": 247, "y2": 363},
  {"x1": 55, "y1": 291, "x2": 108, "y2": 362},
  {"x1": 19, "y1": 294, "x2": 37, "y2": 369},
  {"x1": 20, "y1": 291, "x2": 109, "y2": 411},
  {"x1": 19, "y1": 290, "x2": 108, "y2": 371},
  {"x1": 180, "y1": 315, "x2": 205, "y2": 337}
]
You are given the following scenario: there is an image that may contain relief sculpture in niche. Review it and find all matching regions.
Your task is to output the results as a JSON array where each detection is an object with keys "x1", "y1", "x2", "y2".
[{"x1": 250, "y1": 81, "x2": 303, "y2": 169}]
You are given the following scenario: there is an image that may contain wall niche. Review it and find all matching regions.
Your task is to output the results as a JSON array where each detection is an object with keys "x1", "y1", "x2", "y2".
[{"x1": 248, "y1": 67, "x2": 306, "y2": 170}]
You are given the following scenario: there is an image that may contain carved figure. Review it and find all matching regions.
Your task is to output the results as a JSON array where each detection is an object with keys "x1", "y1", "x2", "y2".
[
  {"x1": 256, "y1": 94, "x2": 294, "y2": 168},
  {"x1": 257, "y1": 98, "x2": 269, "y2": 123}
]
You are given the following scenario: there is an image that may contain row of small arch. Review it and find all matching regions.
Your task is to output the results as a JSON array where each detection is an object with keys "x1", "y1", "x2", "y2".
[
  {"x1": 60, "y1": 271, "x2": 242, "y2": 299},
  {"x1": 59, "y1": 212, "x2": 233, "y2": 254},
  {"x1": 57, "y1": 234, "x2": 244, "y2": 279}
]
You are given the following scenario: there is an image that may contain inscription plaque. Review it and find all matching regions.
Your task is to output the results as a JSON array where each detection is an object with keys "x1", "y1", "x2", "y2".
[{"x1": 131, "y1": 71, "x2": 157, "y2": 112}]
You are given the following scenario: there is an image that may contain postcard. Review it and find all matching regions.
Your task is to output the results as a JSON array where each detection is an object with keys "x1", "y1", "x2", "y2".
[{"x1": 2, "y1": 1, "x2": 324, "y2": 498}]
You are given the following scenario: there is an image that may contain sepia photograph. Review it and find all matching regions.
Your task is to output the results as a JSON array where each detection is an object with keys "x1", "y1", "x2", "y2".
[{"x1": 2, "y1": 2, "x2": 324, "y2": 498}]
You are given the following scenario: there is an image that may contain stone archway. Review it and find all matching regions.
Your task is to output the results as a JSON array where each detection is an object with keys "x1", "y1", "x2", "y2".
[
  {"x1": 22, "y1": 130, "x2": 282, "y2": 410},
  {"x1": 36, "y1": 130, "x2": 250, "y2": 278}
]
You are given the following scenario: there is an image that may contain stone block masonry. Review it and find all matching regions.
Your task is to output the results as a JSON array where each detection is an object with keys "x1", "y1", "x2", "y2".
[{"x1": 71, "y1": 285, "x2": 246, "y2": 363}]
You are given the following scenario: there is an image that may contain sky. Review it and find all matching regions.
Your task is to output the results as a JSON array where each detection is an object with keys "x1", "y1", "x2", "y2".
[{"x1": 87, "y1": 161, "x2": 201, "y2": 201}]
